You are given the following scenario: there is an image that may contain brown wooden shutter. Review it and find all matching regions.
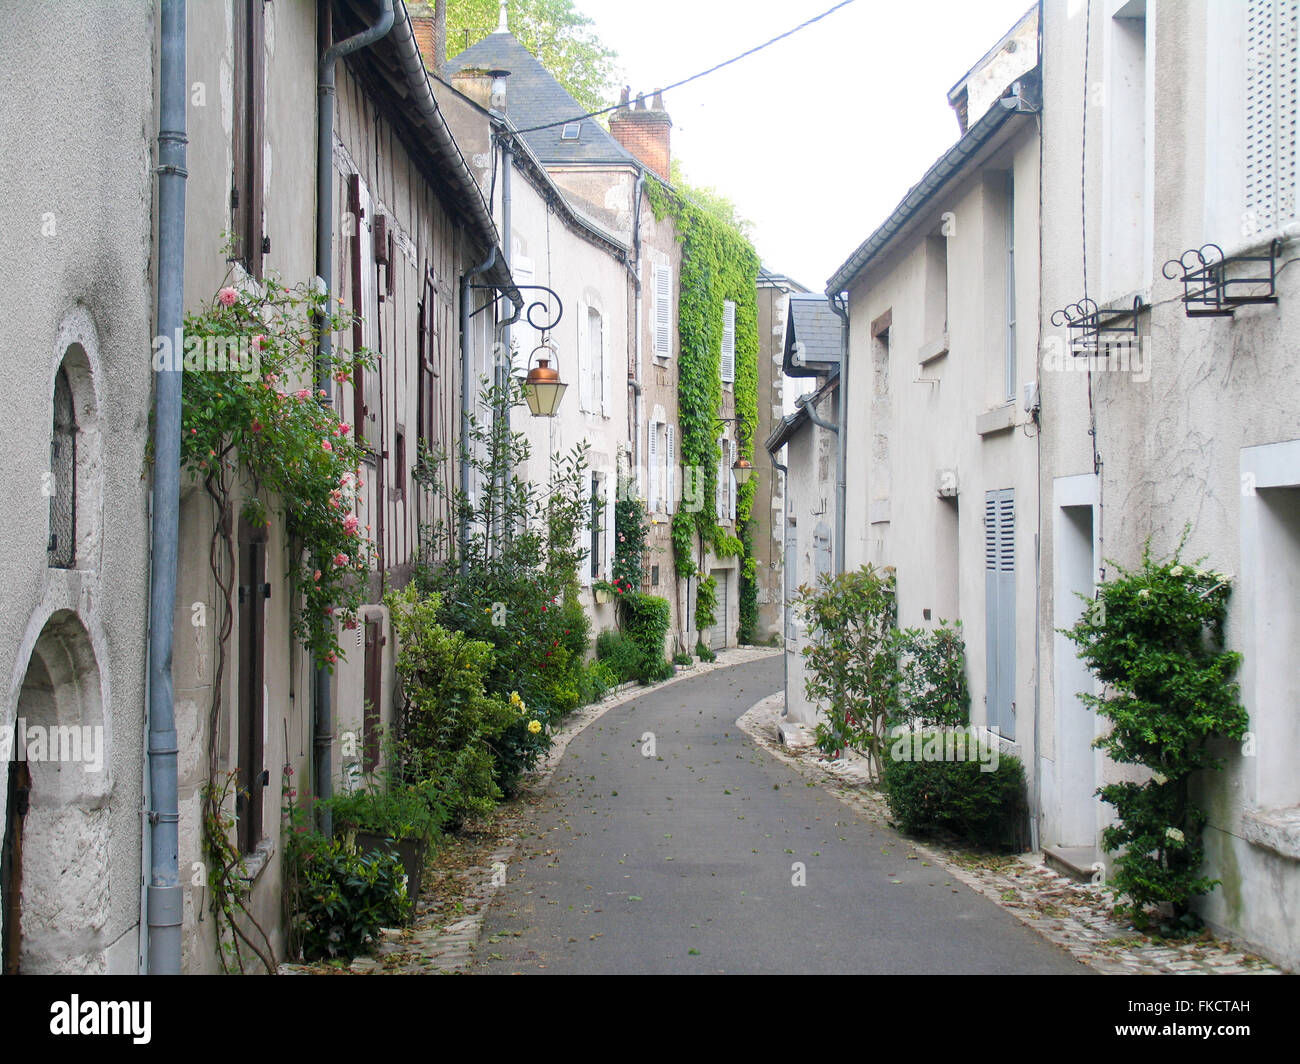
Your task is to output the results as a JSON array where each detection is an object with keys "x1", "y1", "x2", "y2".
[{"x1": 237, "y1": 520, "x2": 267, "y2": 854}]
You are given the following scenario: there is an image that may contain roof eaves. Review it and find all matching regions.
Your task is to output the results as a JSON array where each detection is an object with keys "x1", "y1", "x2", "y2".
[{"x1": 826, "y1": 76, "x2": 1039, "y2": 296}]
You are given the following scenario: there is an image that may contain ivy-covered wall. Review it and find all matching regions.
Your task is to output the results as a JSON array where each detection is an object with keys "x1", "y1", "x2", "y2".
[{"x1": 645, "y1": 177, "x2": 761, "y2": 642}]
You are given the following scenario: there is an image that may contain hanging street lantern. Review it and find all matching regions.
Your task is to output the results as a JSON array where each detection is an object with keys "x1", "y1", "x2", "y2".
[
  {"x1": 731, "y1": 456, "x2": 754, "y2": 486},
  {"x1": 523, "y1": 340, "x2": 567, "y2": 417}
]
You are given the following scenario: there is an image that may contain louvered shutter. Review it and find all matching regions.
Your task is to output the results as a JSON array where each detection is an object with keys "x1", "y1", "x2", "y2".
[
  {"x1": 1247, "y1": 0, "x2": 1299, "y2": 228},
  {"x1": 654, "y1": 265, "x2": 672, "y2": 358},
  {"x1": 720, "y1": 300, "x2": 736, "y2": 384},
  {"x1": 666, "y1": 425, "x2": 675, "y2": 514},
  {"x1": 716, "y1": 437, "x2": 726, "y2": 520},
  {"x1": 577, "y1": 299, "x2": 592, "y2": 412},
  {"x1": 984, "y1": 488, "x2": 1016, "y2": 740},
  {"x1": 648, "y1": 421, "x2": 659, "y2": 512},
  {"x1": 728, "y1": 438, "x2": 737, "y2": 520},
  {"x1": 604, "y1": 473, "x2": 616, "y2": 579},
  {"x1": 600, "y1": 312, "x2": 611, "y2": 415}
]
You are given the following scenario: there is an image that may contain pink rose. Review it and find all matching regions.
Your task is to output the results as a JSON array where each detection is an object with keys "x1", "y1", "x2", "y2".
[
  {"x1": 295, "y1": 388, "x2": 311, "y2": 400},
  {"x1": 342, "y1": 514, "x2": 359, "y2": 535},
  {"x1": 335, "y1": 423, "x2": 350, "y2": 437},
  {"x1": 217, "y1": 287, "x2": 238, "y2": 307},
  {"x1": 333, "y1": 553, "x2": 349, "y2": 567},
  {"x1": 313, "y1": 569, "x2": 322, "y2": 582},
  {"x1": 252, "y1": 334, "x2": 266, "y2": 350},
  {"x1": 321, "y1": 439, "x2": 333, "y2": 453}
]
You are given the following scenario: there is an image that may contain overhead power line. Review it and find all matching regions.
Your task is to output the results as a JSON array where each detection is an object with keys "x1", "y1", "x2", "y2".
[{"x1": 510, "y1": 0, "x2": 859, "y2": 135}]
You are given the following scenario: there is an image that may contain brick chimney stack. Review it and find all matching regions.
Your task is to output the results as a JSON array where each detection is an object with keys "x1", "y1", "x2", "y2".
[
  {"x1": 407, "y1": 2, "x2": 445, "y2": 76},
  {"x1": 608, "y1": 87, "x2": 672, "y2": 182}
]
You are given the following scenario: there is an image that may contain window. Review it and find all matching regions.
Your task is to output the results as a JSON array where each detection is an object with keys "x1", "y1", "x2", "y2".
[
  {"x1": 561, "y1": 122, "x2": 582, "y2": 140},
  {"x1": 232, "y1": 0, "x2": 266, "y2": 279},
  {"x1": 1100, "y1": 0, "x2": 1152, "y2": 298},
  {"x1": 653, "y1": 264, "x2": 673, "y2": 358},
  {"x1": 1246, "y1": 0, "x2": 1299, "y2": 231},
  {"x1": 665, "y1": 425, "x2": 676, "y2": 514},
  {"x1": 720, "y1": 300, "x2": 736, "y2": 384},
  {"x1": 48, "y1": 366, "x2": 75, "y2": 569},
  {"x1": 582, "y1": 306, "x2": 605, "y2": 415},
  {"x1": 393, "y1": 426, "x2": 406, "y2": 503}
]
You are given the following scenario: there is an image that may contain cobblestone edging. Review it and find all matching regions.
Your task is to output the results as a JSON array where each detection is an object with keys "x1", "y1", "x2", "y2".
[
  {"x1": 280, "y1": 647, "x2": 783, "y2": 975},
  {"x1": 736, "y1": 692, "x2": 1285, "y2": 977}
]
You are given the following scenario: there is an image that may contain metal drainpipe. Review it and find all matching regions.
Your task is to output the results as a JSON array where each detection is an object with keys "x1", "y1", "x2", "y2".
[
  {"x1": 828, "y1": 294, "x2": 849, "y2": 575},
  {"x1": 496, "y1": 133, "x2": 513, "y2": 552},
  {"x1": 461, "y1": 247, "x2": 498, "y2": 575},
  {"x1": 769, "y1": 451, "x2": 790, "y2": 717},
  {"x1": 145, "y1": 0, "x2": 187, "y2": 976},
  {"x1": 313, "y1": 0, "x2": 394, "y2": 835},
  {"x1": 629, "y1": 170, "x2": 645, "y2": 494}
]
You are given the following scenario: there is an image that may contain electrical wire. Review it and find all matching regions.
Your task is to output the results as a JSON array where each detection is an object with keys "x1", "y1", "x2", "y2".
[{"x1": 510, "y1": 0, "x2": 859, "y2": 135}]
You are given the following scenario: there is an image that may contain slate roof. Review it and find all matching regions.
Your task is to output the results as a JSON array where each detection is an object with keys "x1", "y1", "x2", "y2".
[
  {"x1": 783, "y1": 293, "x2": 842, "y2": 377},
  {"x1": 446, "y1": 31, "x2": 639, "y2": 169}
]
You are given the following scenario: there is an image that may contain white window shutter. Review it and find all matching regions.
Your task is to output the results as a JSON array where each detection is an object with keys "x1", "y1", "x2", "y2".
[
  {"x1": 648, "y1": 420, "x2": 659, "y2": 512},
  {"x1": 729, "y1": 438, "x2": 737, "y2": 520},
  {"x1": 604, "y1": 474, "x2": 616, "y2": 579},
  {"x1": 720, "y1": 300, "x2": 736, "y2": 384},
  {"x1": 654, "y1": 265, "x2": 672, "y2": 358},
  {"x1": 1247, "y1": 0, "x2": 1299, "y2": 228},
  {"x1": 716, "y1": 437, "x2": 726, "y2": 520},
  {"x1": 577, "y1": 300, "x2": 592, "y2": 413},
  {"x1": 600, "y1": 313, "x2": 611, "y2": 416},
  {"x1": 666, "y1": 425, "x2": 675, "y2": 514}
]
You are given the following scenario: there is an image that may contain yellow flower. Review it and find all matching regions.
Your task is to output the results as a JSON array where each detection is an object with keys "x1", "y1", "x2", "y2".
[{"x1": 528, "y1": 719, "x2": 541, "y2": 735}]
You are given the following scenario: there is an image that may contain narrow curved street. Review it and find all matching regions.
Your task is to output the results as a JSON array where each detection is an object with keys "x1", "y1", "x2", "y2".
[{"x1": 473, "y1": 657, "x2": 1088, "y2": 974}]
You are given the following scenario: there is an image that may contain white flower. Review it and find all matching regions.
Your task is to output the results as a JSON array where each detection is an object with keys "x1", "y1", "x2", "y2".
[
  {"x1": 1169, "y1": 565, "x2": 1184, "y2": 577},
  {"x1": 1165, "y1": 826, "x2": 1185, "y2": 845},
  {"x1": 1152, "y1": 771, "x2": 1167, "y2": 785},
  {"x1": 1137, "y1": 588, "x2": 1151, "y2": 599}
]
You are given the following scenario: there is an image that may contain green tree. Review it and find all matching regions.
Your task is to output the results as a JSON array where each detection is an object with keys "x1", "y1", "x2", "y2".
[{"x1": 443, "y1": 0, "x2": 619, "y2": 116}]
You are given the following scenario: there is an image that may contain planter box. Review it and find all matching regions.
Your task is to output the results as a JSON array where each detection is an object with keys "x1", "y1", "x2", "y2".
[
  {"x1": 355, "y1": 831, "x2": 426, "y2": 922},
  {"x1": 594, "y1": 589, "x2": 612, "y2": 604}
]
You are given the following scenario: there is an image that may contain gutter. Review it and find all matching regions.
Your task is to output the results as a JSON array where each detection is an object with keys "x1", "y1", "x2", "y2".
[
  {"x1": 313, "y1": 0, "x2": 395, "y2": 838},
  {"x1": 145, "y1": 0, "x2": 187, "y2": 976}
]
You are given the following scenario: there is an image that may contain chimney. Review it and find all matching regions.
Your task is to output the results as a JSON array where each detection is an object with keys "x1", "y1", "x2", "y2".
[
  {"x1": 608, "y1": 87, "x2": 672, "y2": 182},
  {"x1": 452, "y1": 67, "x2": 510, "y2": 112},
  {"x1": 407, "y1": 2, "x2": 446, "y2": 76}
]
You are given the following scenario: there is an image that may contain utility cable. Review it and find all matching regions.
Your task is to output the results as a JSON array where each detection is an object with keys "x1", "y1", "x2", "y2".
[{"x1": 510, "y1": 0, "x2": 858, "y2": 135}]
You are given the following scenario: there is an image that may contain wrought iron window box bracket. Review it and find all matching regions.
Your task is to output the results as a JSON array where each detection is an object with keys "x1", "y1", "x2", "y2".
[
  {"x1": 1050, "y1": 295, "x2": 1144, "y2": 357},
  {"x1": 1163, "y1": 240, "x2": 1282, "y2": 317}
]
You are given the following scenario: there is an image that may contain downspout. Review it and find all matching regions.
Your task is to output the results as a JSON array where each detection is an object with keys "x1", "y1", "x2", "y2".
[
  {"x1": 495, "y1": 131, "x2": 514, "y2": 552},
  {"x1": 828, "y1": 294, "x2": 849, "y2": 575},
  {"x1": 314, "y1": 0, "x2": 394, "y2": 835},
  {"x1": 628, "y1": 169, "x2": 645, "y2": 496},
  {"x1": 460, "y1": 247, "x2": 498, "y2": 575},
  {"x1": 768, "y1": 448, "x2": 790, "y2": 717},
  {"x1": 145, "y1": 0, "x2": 187, "y2": 975}
]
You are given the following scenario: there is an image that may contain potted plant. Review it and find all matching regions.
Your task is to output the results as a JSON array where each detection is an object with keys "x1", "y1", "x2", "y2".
[{"x1": 322, "y1": 775, "x2": 446, "y2": 922}]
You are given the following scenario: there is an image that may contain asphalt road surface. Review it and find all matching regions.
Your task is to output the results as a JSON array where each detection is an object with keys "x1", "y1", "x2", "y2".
[{"x1": 473, "y1": 655, "x2": 1089, "y2": 974}]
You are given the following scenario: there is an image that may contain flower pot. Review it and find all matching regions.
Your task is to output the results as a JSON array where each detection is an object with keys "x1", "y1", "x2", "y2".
[
  {"x1": 594, "y1": 588, "x2": 612, "y2": 604},
  {"x1": 355, "y1": 831, "x2": 426, "y2": 922}
]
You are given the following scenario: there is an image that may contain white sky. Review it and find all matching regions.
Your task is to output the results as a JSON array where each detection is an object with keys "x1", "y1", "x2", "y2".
[{"x1": 573, "y1": 0, "x2": 1036, "y2": 291}]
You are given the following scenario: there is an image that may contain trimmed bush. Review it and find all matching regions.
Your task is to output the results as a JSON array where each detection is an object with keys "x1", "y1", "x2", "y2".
[
  {"x1": 596, "y1": 630, "x2": 642, "y2": 683},
  {"x1": 882, "y1": 730, "x2": 1027, "y2": 851},
  {"x1": 621, "y1": 592, "x2": 673, "y2": 683}
]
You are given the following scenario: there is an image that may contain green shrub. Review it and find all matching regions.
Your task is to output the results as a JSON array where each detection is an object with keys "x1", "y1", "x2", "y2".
[
  {"x1": 1063, "y1": 537, "x2": 1248, "y2": 932},
  {"x1": 894, "y1": 622, "x2": 970, "y2": 727},
  {"x1": 694, "y1": 640, "x2": 716, "y2": 663},
  {"x1": 596, "y1": 630, "x2": 642, "y2": 683},
  {"x1": 799, "y1": 564, "x2": 900, "y2": 776},
  {"x1": 287, "y1": 831, "x2": 410, "y2": 961},
  {"x1": 883, "y1": 731, "x2": 1026, "y2": 851},
  {"x1": 621, "y1": 592, "x2": 673, "y2": 683},
  {"x1": 319, "y1": 774, "x2": 447, "y2": 844},
  {"x1": 672, "y1": 651, "x2": 693, "y2": 666}
]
